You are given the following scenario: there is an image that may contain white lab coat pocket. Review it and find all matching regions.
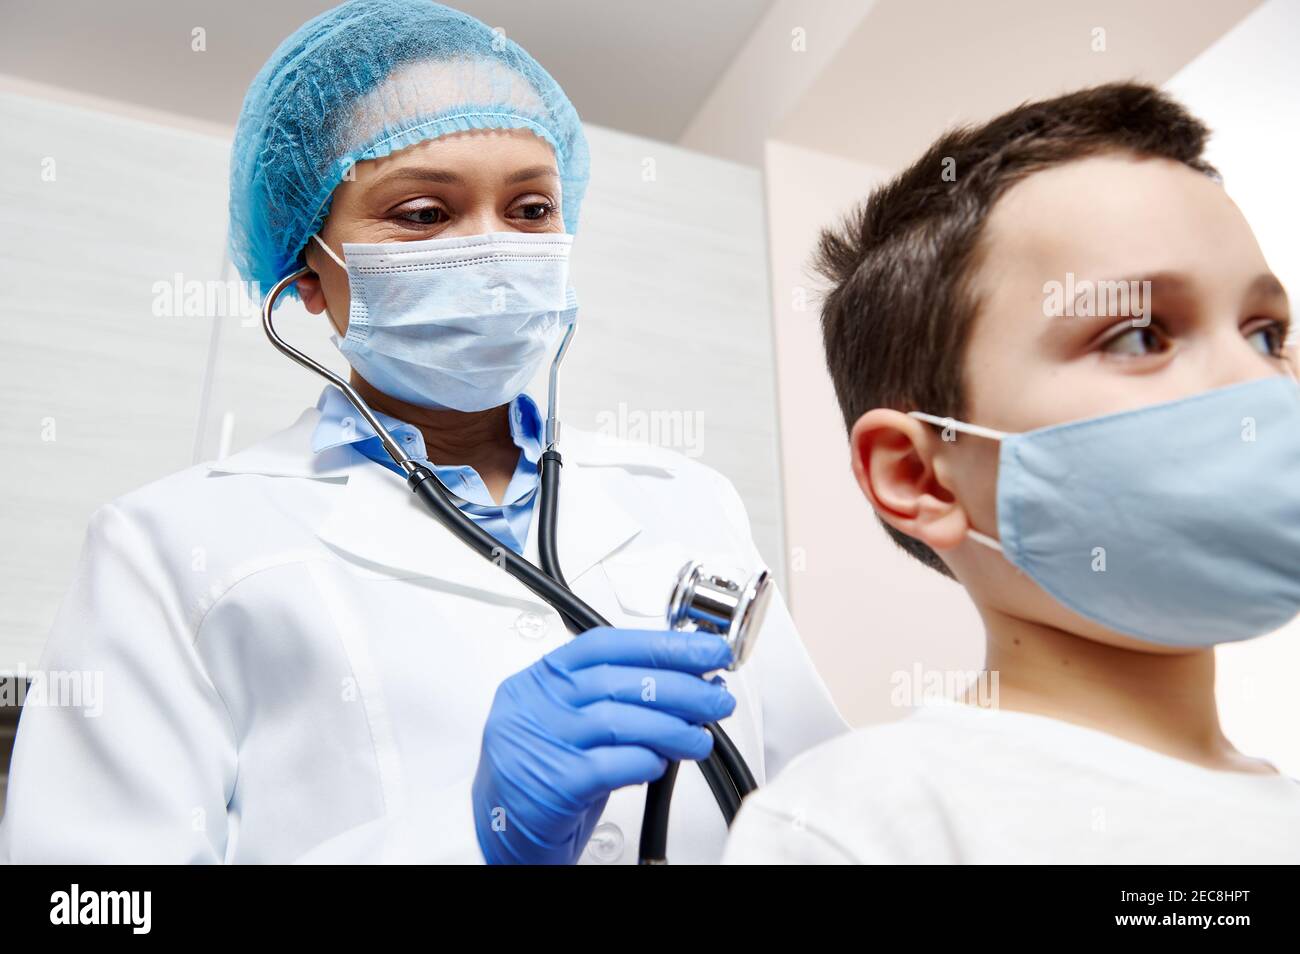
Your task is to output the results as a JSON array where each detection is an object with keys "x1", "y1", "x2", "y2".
[
  {"x1": 599, "y1": 544, "x2": 696, "y2": 619},
  {"x1": 600, "y1": 543, "x2": 753, "y2": 621}
]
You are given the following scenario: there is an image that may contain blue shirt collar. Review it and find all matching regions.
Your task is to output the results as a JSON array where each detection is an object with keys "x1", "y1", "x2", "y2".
[{"x1": 311, "y1": 386, "x2": 544, "y2": 468}]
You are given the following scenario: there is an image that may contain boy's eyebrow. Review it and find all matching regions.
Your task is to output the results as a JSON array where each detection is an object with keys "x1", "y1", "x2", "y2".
[
  {"x1": 1039, "y1": 271, "x2": 1189, "y2": 325},
  {"x1": 1246, "y1": 272, "x2": 1289, "y2": 305},
  {"x1": 1074, "y1": 271, "x2": 1287, "y2": 302},
  {"x1": 1040, "y1": 271, "x2": 1291, "y2": 337},
  {"x1": 1076, "y1": 271, "x2": 1191, "y2": 300}
]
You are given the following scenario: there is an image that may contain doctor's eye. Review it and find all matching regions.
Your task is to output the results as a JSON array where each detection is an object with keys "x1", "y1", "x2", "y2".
[
  {"x1": 393, "y1": 202, "x2": 450, "y2": 228},
  {"x1": 1098, "y1": 322, "x2": 1170, "y2": 358},
  {"x1": 1242, "y1": 318, "x2": 1289, "y2": 358},
  {"x1": 507, "y1": 196, "x2": 557, "y2": 225}
]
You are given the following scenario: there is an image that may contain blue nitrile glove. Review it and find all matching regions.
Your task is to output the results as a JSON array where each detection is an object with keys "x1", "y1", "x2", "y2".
[{"x1": 472, "y1": 626, "x2": 735, "y2": 865}]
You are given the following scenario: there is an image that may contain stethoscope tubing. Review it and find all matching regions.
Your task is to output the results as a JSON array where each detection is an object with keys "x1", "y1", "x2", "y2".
[{"x1": 537, "y1": 450, "x2": 753, "y2": 861}]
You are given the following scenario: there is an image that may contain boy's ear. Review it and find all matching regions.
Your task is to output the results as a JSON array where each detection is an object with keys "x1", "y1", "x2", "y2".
[{"x1": 849, "y1": 408, "x2": 969, "y2": 552}]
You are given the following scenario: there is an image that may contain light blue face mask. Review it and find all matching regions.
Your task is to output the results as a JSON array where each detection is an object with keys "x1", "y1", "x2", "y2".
[
  {"x1": 911, "y1": 375, "x2": 1300, "y2": 647},
  {"x1": 313, "y1": 231, "x2": 578, "y2": 412}
]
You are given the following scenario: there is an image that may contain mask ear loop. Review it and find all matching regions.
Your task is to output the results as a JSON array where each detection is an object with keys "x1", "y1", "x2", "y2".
[
  {"x1": 965, "y1": 528, "x2": 1004, "y2": 553},
  {"x1": 908, "y1": 411, "x2": 1009, "y2": 442},
  {"x1": 311, "y1": 234, "x2": 348, "y2": 271},
  {"x1": 908, "y1": 411, "x2": 1008, "y2": 553},
  {"x1": 309, "y1": 235, "x2": 351, "y2": 338}
]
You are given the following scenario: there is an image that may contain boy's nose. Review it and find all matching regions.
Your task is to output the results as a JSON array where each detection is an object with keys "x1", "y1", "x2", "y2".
[{"x1": 1203, "y1": 326, "x2": 1291, "y2": 389}]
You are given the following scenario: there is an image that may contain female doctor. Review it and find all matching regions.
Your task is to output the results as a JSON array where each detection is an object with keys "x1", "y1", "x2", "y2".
[{"x1": 0, "y1": 0, "x2": 844, "y2": 864}]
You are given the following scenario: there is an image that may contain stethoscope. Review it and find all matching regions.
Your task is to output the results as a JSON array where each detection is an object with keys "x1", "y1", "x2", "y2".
[{"x1": 261, "y1": 267, "x2": 773, "y2": 864}]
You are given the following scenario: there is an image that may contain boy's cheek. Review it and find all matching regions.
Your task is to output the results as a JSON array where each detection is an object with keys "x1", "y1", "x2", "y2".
[{"x1": 936, "y1": 439, "x2": 1000, "y2": 537}]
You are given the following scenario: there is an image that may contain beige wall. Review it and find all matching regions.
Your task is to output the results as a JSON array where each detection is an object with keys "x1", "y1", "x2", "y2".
[
  {"x1": 764, "y1": 140, "x2": 984, "y2": 728},
  {"x1": 678, "y1": 0, "x2": 877, "y2": 165},
  {"x1": 774, "y1": 0, "x2": 1261, "y2": 170}
]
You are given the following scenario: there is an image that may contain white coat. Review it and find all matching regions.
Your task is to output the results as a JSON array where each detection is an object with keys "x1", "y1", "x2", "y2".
[{"x1": 0, "y1": 405, "x2": 846, "y2": 863}]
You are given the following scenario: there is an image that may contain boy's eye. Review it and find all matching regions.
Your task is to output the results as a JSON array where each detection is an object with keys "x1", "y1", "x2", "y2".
[
  {"x1": 1243, "y1": 320, "x2": 1288, "y2": 357},
  {"x1": 1100, "y1": 324, "x2": 1169, "y2": 357}
]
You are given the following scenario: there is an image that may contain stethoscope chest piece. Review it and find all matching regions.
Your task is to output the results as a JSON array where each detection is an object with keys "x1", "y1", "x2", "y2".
[{"x1": 666, "y1": 561, "x2": 772, "y2": 670}]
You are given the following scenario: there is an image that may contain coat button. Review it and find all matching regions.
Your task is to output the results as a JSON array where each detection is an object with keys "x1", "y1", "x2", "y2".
[
  {"x1": 586, "y1": 822, "x2": 624, "y2": 863},
  {"x1": 512, "y1": 610, "x2": 549, "y2": 641}
]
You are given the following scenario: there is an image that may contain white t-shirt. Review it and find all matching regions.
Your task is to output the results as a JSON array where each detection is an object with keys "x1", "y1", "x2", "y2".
[{"x1": 722, "y1": 701, "x2": 1300, "y2": 864}]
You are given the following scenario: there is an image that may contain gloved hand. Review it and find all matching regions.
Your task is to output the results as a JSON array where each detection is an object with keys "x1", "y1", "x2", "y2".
[{"x1": 472, "y1": 626, "x2": 735, "y2": 865}]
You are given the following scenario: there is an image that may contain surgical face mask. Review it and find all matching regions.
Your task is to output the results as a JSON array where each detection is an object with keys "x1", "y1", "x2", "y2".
[
  {"x1": 911, "y1": 375, "x2": 1300, "y2": 648},
  {"x1": 313, "y1": 231, "x2": 577, "y2": 412}
]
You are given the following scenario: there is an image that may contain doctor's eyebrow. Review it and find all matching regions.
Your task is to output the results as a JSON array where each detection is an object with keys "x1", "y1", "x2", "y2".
[
  {"x1": 366, "y1": 167, "x2": 467, "y2": 189},
  {"x1": 364, "y1": 166, "x2": 560, "y2": 192},
  {"x1": 502, "y1": 165, "x2": 560, "y2": 185}
]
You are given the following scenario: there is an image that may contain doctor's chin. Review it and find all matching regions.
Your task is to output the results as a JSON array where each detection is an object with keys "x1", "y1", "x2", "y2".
[{"x1": 1, "y1": 0, "x2": 1297, "y2": 931}]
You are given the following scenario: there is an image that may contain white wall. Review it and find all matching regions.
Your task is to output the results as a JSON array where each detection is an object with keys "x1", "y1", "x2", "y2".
[
  {"x1": 0, "y1": 91, "x2": 231, "y2": 672},
  {"x1": 0, "y1": 91, "x2": 785, "y2": 673},
  {"x1": 1165, "y1": 0, "x2": 1300, "y2": 776}
]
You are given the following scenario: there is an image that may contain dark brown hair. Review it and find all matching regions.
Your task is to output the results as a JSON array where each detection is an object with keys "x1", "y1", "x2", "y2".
[{"x1": 816, "y1": 82, "x2": 1219, "y2": 577}]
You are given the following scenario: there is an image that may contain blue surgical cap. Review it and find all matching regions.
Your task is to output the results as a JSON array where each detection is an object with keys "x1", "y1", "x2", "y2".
[{"x1": 228, "y1": 0, "x2": 590, "y2": 290}]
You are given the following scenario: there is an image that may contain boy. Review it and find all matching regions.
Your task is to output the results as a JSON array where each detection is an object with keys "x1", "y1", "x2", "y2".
[{"x1": 724, "y1": 83, "x2": 1300, "y2": 863}]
